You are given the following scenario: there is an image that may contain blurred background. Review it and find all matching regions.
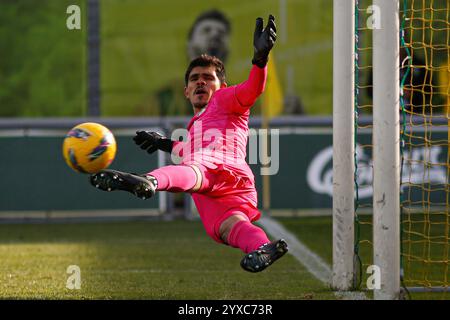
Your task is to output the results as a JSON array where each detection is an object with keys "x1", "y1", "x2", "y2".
[{"x1": 0, "y1": 0, "x2": 333, "y2": 117}]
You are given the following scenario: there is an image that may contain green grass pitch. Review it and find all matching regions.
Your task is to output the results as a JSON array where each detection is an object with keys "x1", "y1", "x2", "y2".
[
  {"x1": 278, "y1": 216, "x2": 449, "y2": 300},
  {"x1": 1, "y1": 216, "x2": 447, "y2": 299},
  {"x1": 0, "y1": 219, "x2": 334, "y2": 300}
]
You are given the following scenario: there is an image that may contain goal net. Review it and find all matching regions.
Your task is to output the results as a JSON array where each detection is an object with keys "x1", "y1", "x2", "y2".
[
  {"x1": 333, "y1": 0, "x2": 449, "y2": 299},
  {"x1": 399, "y1": 0, "x2": 449, "y2": 297}
]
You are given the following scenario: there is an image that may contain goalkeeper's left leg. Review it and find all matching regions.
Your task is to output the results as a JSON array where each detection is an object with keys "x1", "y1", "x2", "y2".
[
  {"x1": 90, "y1": 165, "x2": 201, "y2": 199},
  {"x1": 90, "y1": 169, "x2": 157, "y2": 199},
  {"x1": 147, "y1": 165, "x2": 201, "y2": 192}
]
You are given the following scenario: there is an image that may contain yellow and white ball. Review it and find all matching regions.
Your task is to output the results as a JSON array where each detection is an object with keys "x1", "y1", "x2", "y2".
[{"x1": 62, "y1": 122, "x2": 117, "y2": 173}]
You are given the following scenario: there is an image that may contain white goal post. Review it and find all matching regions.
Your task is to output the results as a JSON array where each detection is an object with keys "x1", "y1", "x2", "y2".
[
  {"x1": 372, "y1": 0, "x2": 400, "y2": 300},
  {"x1": 332, "y1": 0, "x2": 355, "y2": 291},
  {"x1": 332, "y1": 0, "x2": 401, "y2": 299}
]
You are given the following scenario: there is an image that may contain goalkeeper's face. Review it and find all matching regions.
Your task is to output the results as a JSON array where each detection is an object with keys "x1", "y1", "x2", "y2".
[{"x1": 184, "y1": 66, "x2": 227, "y2": 112}]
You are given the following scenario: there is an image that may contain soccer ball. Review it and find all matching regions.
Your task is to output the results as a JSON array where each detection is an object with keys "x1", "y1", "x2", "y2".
[{"x1": 62, "y1": 122, "x2": 117, "y2": 173}]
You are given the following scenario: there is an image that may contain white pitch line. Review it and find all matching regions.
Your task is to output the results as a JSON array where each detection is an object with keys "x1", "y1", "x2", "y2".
[{"x1": 259, "y1": 217, "x2": 367, "y2": 300}]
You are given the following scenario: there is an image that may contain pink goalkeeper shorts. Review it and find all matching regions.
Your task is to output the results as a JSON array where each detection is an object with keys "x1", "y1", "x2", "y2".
[{"x1": 190, "y1": 164, "x2": 261, "y2": 244}]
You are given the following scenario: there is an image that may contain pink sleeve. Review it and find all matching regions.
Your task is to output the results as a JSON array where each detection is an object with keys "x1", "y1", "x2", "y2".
[
  {"x1": 215, "y1": 65, "x2": 267, "y2": 114},
  {"x1": 234, "y1": 65, "x2": 267, "y2": 108}
]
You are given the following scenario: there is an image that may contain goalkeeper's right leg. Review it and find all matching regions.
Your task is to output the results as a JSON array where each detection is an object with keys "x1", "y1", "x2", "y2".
[
  {"x1": 240, "y1": 239, "x2": 289, "y2": 273},
  {"x1": 90, "y1": 169, "x2": 157, "y2": 200}
]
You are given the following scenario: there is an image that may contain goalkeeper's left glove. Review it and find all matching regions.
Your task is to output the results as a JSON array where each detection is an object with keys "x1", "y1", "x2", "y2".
[
  {"x1": 252, "y1": 14, "x2": 277, "y2": 68},
  {"x1": 133, "y1": 131, "x2": 174, "y2": 154}
]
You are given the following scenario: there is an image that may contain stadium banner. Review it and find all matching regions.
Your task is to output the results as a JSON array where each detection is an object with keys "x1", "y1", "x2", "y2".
[
  {"x1": 250, "y1": 129, "x2": 448, "y2": 210},
  {"x1": 1, "y1": 1, "x2": 331, "y2": 118},
  {"x1": 0, "y1": 133, "x2": 160, "y2": 211},
  {"x1": 0, "y1": 129, "x2": 446, "y2": 211}
]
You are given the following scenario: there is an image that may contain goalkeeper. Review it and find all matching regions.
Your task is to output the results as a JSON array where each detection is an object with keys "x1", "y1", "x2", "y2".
[{"x1": 90, "y1": 15, "x2": 288, "y2": 273}]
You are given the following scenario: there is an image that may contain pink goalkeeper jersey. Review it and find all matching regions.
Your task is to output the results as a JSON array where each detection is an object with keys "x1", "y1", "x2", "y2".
[{"x1": 173, "y1": 65, "x2": 267, "y2": 181}]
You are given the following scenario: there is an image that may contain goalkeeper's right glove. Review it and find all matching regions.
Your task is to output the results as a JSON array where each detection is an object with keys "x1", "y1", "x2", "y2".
[
  {"x1": 252, "y1": 14, "x2": 277, "y2": 68},
  {"x1": 133, "y1": 131, "x2": 174, "y2": 154}
]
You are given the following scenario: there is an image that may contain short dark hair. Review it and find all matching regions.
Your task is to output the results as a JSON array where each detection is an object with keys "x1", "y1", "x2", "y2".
[
  {"x1": 188, "y1": 9, "x2": 231, "y2": 40},
  {"x1": 184, "y1": 54, "x2": 226, "y2": 86}
]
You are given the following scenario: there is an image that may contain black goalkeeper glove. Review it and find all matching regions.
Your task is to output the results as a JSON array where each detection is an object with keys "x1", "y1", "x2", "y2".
[
  {"x1": 252, "y1": 14, "x2": 277, "y2": 68},
  {"x1": 133, "y1": 131, "x2": 174, "y2": 154}
]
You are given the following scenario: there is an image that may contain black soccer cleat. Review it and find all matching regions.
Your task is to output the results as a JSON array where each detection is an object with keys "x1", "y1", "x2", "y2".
[
  {"x1": 90, "y1": 169, "x2": 157, "y2": 200},
  {"x1": 240, "y1": 239, "x2": 288, "y2": 273}
]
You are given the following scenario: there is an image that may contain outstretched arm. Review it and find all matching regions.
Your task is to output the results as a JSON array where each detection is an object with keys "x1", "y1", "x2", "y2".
[
  {"x1": 134, "y1": 130, "x2": 187, "y2": 158},
  {"x1": 133, "y1": 131, "x2": 174, "y2": 154},
  {"x1": 235, "y1": 65, "x2": 267, "y2": 107},
  {"x1": 235, "y1": 15, "x2": 277, "y2": 108}
]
